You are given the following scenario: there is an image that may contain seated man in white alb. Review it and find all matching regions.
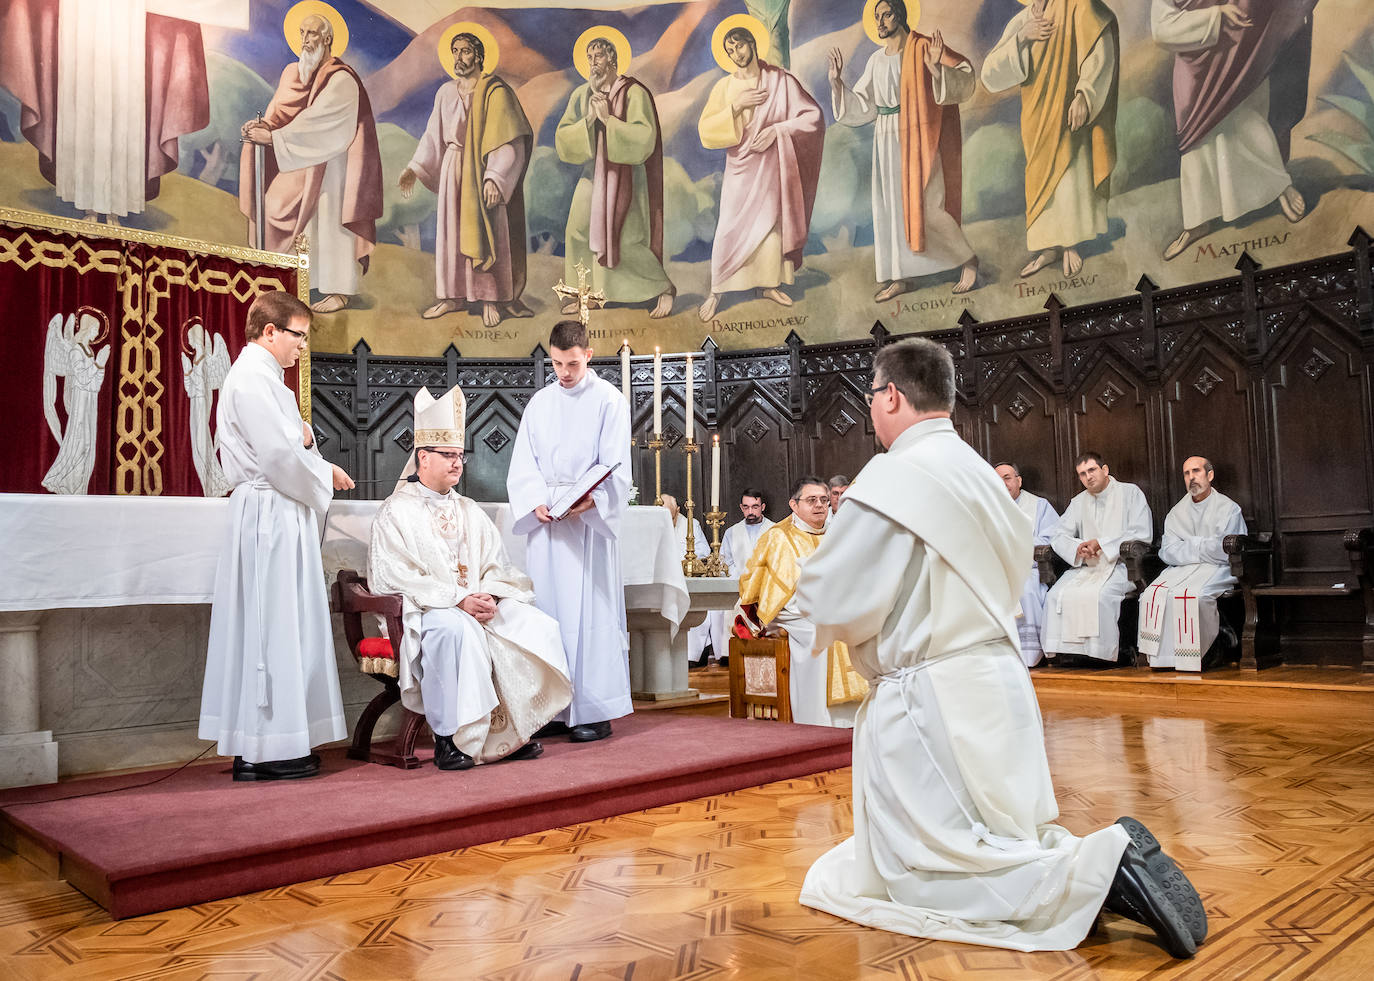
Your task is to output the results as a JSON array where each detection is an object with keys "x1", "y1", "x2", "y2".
[
  {"x1": 368, "y1": 384, "x2": 573, "y2": 770},
  {"x1": 722, "y1": 487, "x2": 774, "y2": 576},
  {"x1": 663, "y1": 492, "x2": 714, "y2": 666},
  {"x1": 1042, "y1": 452, "x2": 1152, "y2": 666},
  {"x1": 737, "y1": 476, "x2": 867, "y2": 726},
  {"x1": 1139, "y1": 456, "x2": 1246, "y2": 671},
  {"x1": 826, "y1": 474, "x2": 850, "y2": 518},
  {"x1": 995, "y1": 461, "x2": 1060, "y2": 667}
]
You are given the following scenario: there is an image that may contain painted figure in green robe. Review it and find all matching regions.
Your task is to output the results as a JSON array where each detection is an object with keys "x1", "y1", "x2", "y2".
[{"x1": 555, "y1": 37, "x2": 676, "y2": 319}]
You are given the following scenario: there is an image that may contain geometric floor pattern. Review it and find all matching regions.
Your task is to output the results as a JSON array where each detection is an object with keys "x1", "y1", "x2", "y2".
[{"x1": 2, "y1": 698, "x2": 1373, "y2": 980}]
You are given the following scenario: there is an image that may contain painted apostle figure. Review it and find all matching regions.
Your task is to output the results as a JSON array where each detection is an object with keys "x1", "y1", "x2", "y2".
[
  {"x1": 554, "y1": 34, "x2": 676, "y2": 319},
  {"x1": 400, "y1": 30, "x2": 534, "y2": 326}
]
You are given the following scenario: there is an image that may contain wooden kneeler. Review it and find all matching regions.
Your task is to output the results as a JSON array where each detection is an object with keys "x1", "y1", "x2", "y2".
[
  {"x1": 728, "y1": 632, "x2": 792, "y2": 722},
  {"x1": 332, "y1": 569, "x2": 428, "y2": 768}
]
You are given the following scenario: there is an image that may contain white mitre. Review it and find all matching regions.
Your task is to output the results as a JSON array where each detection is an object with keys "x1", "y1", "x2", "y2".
[{"x1": 395, "y1": 384, "x2": 467, "y2": 490}]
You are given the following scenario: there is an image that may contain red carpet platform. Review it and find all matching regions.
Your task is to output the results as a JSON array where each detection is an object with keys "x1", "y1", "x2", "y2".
[{"x1": 0, "y1": 714, "x2": 850, "y2": 920}]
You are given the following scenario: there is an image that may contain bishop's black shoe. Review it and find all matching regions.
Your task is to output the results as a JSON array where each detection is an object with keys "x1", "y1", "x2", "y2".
[
  {"x1": 568, "y1": 720, "x2": 612, "y2": 742},
  {"x1": 1116, "y1": 816, "x2": 1208, "y2": 945},
  {"x1": 433, "y1": 734, "x2": 475, "y2": 771},
  {"x1": 1104, "y1": 844, "x2": 1197, "y2": 959},
  {"x1": 534, "y1": 720, "x2": 570, "y2": 738},
  {"x1": 232, "y1": 755, "x2": 320, "y2": 781},
  {"x1": 503, "y1": 741, "x2": 543, "y2": 762}
]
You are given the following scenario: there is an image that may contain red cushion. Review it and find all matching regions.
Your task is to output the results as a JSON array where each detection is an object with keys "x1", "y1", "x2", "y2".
[{"x1": 357, "y1": 637, "x2": 396, "y2": 660}]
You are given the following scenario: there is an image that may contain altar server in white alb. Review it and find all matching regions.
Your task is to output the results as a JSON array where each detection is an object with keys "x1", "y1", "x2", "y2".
[
  {"x1": 1041, "y1": 452, "x2": 1152, "y2": 665},
  {"x1": 721, "y1": 488, "x2": 774, "y2": 575},
  {"x1": 368, "y1": 384, "x2": 572, "y2": 770},
  {"x1": 1139, "y1": 456, "x2": 1246, "y2": 671},
  {"x1": 795, "y1": 338, "x2": 1206, "y2": 959},
  {"x1": 199, "y1": 291, "x2": 354, "y2": 782},
  {"x1": 995, "y1": 462, "x2": 1060, "y2": 667},
  {"x1": 506, "y1": 320, "x2": 632, "y2": 742}
]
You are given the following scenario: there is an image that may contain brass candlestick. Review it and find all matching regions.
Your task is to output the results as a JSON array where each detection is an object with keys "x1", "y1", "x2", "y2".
[
  {"x1": 682, "y1": 438, "x2": 707, "y2": 577},
  {"x1": 703, "y1": 507, "x2": 728, "y2": 577},
  {"x1": 649, "y1": 434, "x2": 664, "y2": 506}
]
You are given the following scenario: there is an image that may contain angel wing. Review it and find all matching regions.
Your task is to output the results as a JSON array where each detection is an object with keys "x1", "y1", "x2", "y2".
[
  {"x1": 205, "y1": 331, "x2": 232, "y2": 391},
  {"x1": 42, "y1": 313, "x2": 73, "y2": 442}
]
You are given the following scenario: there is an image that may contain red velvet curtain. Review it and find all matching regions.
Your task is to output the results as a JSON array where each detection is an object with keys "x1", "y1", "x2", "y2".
[{"x1": 2, "y1": 216, "x2": 303, "y2": 496}]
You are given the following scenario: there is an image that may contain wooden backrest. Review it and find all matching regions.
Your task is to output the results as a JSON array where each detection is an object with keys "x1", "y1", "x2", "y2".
[
  {"x1": 332, "y1": 569, "x2": 405, "y2": 663},
  {"x1": 727, "y1": 634, "x2": 792, "y2": 723}
]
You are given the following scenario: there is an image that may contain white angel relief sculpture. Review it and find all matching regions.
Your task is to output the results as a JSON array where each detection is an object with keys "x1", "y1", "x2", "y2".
[
  {"x1": 181, "y1": 318, "x2": 234, "y2": 497},
  {"x1": 41, "y1": 309, "x2": 111, "y2": 495}
]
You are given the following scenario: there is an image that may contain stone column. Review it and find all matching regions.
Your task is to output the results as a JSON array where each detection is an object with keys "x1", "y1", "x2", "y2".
[{"x1": 0, "y1": 613, "x2": 58, "y2": 787}]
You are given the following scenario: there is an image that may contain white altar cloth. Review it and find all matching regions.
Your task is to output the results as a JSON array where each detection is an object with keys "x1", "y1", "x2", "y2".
[{"x1": 0, "y1": 494, "x2": 689, "y2": 629}]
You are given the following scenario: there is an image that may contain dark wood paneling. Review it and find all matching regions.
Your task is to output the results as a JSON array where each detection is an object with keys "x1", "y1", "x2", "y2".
[{"x1": 310, "y1": 232, "x2": 1374, "y2": 663}]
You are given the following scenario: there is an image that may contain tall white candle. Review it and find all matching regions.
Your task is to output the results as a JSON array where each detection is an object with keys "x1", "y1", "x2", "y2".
[
  {"x1": 653, "y1": 347, "x2": 662, "y2": 435},
  {"x1": 620, "y1": 339, "x2": 631, "y2": 405},
  {"x1": 711, "y1": 434, "x2": 720, "y2": 508},
  {"x1": 685, "y1": 354, "x2": 695, "y2": 440}
]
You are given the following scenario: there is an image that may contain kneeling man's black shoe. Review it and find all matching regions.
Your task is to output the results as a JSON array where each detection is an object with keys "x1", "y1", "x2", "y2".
[
  {"x1": 1104, "y1": 845, "x2": 1197, "y2": 959},
  {"x1": 503, "y1": 741, "x2": 543, "y2": 762},
  {"x1": 568, "y1": 720, "x2": 612, "y2": 742},
  {"x1": 1116, "y1": 816, "x2": 1207, "y2": 945},
  {"x1": 534, "y1": 720, "x2": 570, "y2": 738},
  {"x1": 434, "y1": 734, "x2": 475, "y2": 771},
  {"x1": 232, "y1": 755, "x2": 320, "y2": 781}
]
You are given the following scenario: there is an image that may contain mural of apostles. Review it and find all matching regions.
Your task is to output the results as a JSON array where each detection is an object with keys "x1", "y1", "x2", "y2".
[
  {"x1": 697, "y1": 16, "x2": 823, "y2": 322},
  {"x1": 239, "y1": 5, "x2": 383, "y2": 314},
  {"x1": 982, "y1": 0, "x2": 1120, "y2": 280},
  {"x1": 555, "y1": 28, "x2": 676, "y2": 320},
  {"x1": 400, "y1": 26, "x2": 534, "y2": 327},
  {"x1": 1152, "y1": 0, "x2": 1317, "y2": 260},
  {"x1": 830, "y1": 0, "x2": 980, "y2": 299}
]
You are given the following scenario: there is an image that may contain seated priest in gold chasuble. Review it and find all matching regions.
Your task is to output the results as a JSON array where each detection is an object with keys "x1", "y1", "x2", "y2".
[
  {"x1": 368, "y1": 384, "x2": 572, "y2": 771},
  {"x1": 737, "y1": 476, "x2": 868, "y2": 727}
]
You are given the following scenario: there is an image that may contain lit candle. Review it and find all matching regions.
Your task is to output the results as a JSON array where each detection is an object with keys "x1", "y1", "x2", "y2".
[
  {"x1": 653, "y1": 347, "x2": 662, "y2": 435},
  {"x1": 685, "y1": 354, "x2": 695, "y2": 440},
  {"x1": 711, "y1": 434, "x2": 720, "y2": 509},
  {"x1": 620, "y1": 339, "x2": 631, "y2": 405}
]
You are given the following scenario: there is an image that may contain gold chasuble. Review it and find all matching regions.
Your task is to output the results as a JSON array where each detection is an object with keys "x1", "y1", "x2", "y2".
[{"x1": 738, "y1": 519, "x2": 868, "y2": 706}]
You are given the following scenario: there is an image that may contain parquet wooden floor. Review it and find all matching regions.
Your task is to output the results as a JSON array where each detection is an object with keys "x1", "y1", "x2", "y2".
[{"x1": 3, "y1": 697, "x2": 1374, "y2": 980}]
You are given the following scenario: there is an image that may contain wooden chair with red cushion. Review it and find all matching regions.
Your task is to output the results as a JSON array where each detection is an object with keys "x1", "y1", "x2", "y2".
[{"x1": 331, "y1": 569, "x2": 427, "y2": 768}]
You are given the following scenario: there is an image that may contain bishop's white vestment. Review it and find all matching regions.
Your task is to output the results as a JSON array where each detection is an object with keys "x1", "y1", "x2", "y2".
[
  {"x1": 199, "y1": 342, "x2": 346, "y2": 762},
  {"x1": 794, "y1": 418, "x2": 1128, "y2": 949},
  {"x1": 506, "y1": 370, "x2": 633, "y2": 726},
  {"x1": 1138, "y1": 490, "x2": 1245, "y2": 670},
  {"x1": 1014, "y1": 490, "x2": 1060, "y2": 667},
  {"x1": 1041, "y1": 477, "x2": 1152, "y2": 663},
  {"x1": 367, "y1": 481, "x2": 572, "y2": 760}
]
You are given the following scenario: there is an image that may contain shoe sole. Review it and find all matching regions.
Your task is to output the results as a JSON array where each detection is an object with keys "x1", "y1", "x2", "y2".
[
  {"x1": 1106, "y1": 858, "x2": 1198, "y2": 959},
  {"x1": 569, "y1": 729, "x2": 611, "y2": 743},
  {"x1": 1117, "y1": 817, "x2": 1208, "y2": 945}
]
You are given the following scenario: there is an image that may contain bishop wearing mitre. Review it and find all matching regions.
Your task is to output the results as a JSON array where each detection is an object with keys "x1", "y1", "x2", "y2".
[
  {"x1": 368, "y1": 384, "x2": 573, "y2": 770},
  {"x1": 737, "y1": 475, "x2": 868, "y2": 727}
]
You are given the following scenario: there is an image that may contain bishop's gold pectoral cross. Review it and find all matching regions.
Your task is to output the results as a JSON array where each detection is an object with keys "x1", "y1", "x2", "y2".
[{"x1": 552, "y1": 261, "x2": 605, "y2": 326}]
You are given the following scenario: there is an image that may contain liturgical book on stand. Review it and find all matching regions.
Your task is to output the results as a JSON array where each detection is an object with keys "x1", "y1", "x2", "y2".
[{"x1": 549, "y1": 462, "x2": 621, "y2": 519}]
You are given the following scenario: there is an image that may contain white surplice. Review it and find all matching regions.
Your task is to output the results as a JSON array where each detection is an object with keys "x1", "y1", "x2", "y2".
[
  {"x1": 199, "y1": 343, "x2": 345, "y2": 762},
  {"x1": 982, "y1": 8, "x2": 1117, "y2": 252},
  {"x1": 1013, "y1": 490, "x2": 1060, "y2": 667},
  {"x1": 1041, "y1": 477, "x2": 1152, "y2": 663},
  {"x1": 1139, "y1": 490, "x2": 1246, "y2": 670},
  {"x1": 271, "y1": 70, "x2": 363, "y2": 297},
  {"x1": 506, "y1": 370, "x2": 633, "y2": 726},
  {"x1": 722, "y1": 516, "x2": 773, "y2": 575},
  {"x1": 833, "y1": 47, "x2": 976, "y2": 282},
  {"x1": 794, "y1": 418, "x2": 1128, "y2": 950},
  {"x1": 1151, "y1": 0, "x2": 1294, "y2": 229},
  {"x1": 367, "y1": 481, "x2": 571, "y2": 760}
]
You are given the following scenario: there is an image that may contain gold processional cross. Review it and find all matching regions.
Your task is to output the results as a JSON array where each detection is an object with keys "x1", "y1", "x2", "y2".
[{"x1": 551, "y1": 261, "x2": 605, "y2": 326}]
